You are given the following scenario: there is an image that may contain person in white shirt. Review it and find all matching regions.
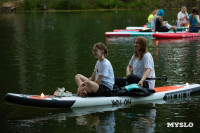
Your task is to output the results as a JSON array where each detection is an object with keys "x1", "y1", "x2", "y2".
[
  {"x1": 177, "y1": 6, "x2": 189, "y2": 26},
  {"x1": 115, "y1": 36, "x2": 155, "y2": 89},
  {"x1": 75, "y1": 42, "x2": 114, "y2": 97}
]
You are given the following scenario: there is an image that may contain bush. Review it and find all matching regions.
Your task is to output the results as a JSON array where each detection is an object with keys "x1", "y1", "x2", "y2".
[{"x1": 24, "y1": 0, "x2": 43, "y2": 10}]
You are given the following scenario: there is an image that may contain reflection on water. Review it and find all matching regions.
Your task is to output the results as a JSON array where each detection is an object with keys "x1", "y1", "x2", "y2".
[
  {"x1": 4, "y1": 101, "x2": 159, "y2": 133},
  {"x1": 4, "y1": 96, "x2": 200, "y2": 133},
  {"x1": 76, "y1": 112, "x2": 115, "y2": 133}
]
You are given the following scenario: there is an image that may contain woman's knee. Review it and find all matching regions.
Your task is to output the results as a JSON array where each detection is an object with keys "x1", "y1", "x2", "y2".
[
  {"x1": 75, "y1": 74, "x2": 82, "y2": 79},
  {"x1": 180, "y1": 21, "x2": 186, "y2": 26}
]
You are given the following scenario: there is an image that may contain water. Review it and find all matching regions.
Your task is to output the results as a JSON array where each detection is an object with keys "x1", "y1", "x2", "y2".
[{"x1": 0, "y1": 10, "x2": 200, "y2": 132}]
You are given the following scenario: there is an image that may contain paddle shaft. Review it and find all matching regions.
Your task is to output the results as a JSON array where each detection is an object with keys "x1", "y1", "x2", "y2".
[{"x1": 146, "y1": 76, "x2": 168, "y2": 81}]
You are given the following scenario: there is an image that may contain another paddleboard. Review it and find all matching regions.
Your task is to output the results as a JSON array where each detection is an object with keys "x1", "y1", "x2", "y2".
[
  {"x1": 152, "y1": 32, "x2": 200, "y2": 39},
  {"x1": 126, "y1": 27, "x2": 147, "y2": 30},
  {"x1": 105, "y1": 31, "x2": 182, "y2": 36}
]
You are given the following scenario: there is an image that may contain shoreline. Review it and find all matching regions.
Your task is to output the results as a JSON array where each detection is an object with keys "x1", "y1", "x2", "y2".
[{"x1": 1, "y1": 8, "x2": 182, "y2": 13}]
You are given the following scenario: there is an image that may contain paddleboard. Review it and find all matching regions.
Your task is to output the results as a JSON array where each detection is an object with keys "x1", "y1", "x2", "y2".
[
  {"x1": 105, "y1": 31, "x2": 182, "y2": 36},
  {"x1": 152, "y1": 32, "x2": 200, "y2": 39},
  {"x1": 113, "y1": 29, "x2": 140, "y2": 32},
  {"x1": 5, "y1": 84, "x2": 200, "y2": 108},
  {"x1": 126, "y1": 27, "x2": 147, "y2": 30},
  {"x1": 105, "y1": 31, "x2": 155, "y2": 36}
]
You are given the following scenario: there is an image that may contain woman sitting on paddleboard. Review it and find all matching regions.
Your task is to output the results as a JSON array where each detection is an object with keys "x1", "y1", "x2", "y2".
[
  {"x1": 188, "y1": 7, "x2": 200, "y2": 32},
  {"x1": 147, "y1": 9, "x2": 158, "y2": 28},
  {"x1": 155, "y1": 9, "x2": 176, "y2": 32},
  {"x1": 115, "y1": 36, "x2": 155, "y2": 89},
  {"x1": 75, "y1": 43, "x2": 114, "y2": 97},
  {"x1": 177, "y1": 6, "x2": 189, "y2": 27}
]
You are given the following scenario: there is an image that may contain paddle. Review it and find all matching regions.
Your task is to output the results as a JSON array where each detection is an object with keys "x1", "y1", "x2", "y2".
[{"x1": 146, "y1": 76, "x2": 168, "y2": 81}]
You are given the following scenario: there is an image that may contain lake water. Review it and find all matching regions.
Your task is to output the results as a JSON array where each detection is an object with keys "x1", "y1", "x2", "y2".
[{"x1": 0, "y1": 10, "x2": 200, "y2": 133}]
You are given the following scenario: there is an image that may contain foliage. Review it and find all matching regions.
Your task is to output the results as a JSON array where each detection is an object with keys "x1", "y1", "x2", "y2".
[{"x1": 1, "y1": 0, "x2": 199, "y2": 11}]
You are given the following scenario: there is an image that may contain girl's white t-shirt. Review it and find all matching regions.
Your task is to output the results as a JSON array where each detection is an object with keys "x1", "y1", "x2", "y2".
[
  {"x1": 129, "y1": 52, "x2": 155, "y2": 89},
  {"x1": 94, "y1": 58, "x2": 115, "y2": 90}
]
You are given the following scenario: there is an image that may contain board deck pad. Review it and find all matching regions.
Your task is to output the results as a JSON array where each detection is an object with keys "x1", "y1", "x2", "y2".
[
  {"x1": 29, "y1": 95, "x2": 54, "y2": 100},
  {"x1": 154, "y1": 86, "x2": 183, "y2": 92}
]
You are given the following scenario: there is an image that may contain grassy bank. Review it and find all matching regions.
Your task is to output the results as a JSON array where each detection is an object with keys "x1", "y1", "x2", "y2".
[{"x1": 1, "y1": 0, "x2": 199, "y2": 11}]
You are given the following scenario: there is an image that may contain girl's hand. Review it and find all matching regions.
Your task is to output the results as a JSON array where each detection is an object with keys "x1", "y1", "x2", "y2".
[
  {"x1": 126, "y1": 73, "x2": 131, "y2": 77},
  {"x1": 138, "y1": 79, "x2": 144, "y2": 87},
  {"x1": 126, "y1": 71, "x2": 131, "y2": 77}
]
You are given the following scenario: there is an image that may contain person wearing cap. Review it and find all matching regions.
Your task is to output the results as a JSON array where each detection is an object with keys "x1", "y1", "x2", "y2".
[
  {"x1": 155, "y1": 9, "x2": 175, "y2": 32},
  {"x1": 177, "y1": 6, "x2": 189, "y2": 26}
]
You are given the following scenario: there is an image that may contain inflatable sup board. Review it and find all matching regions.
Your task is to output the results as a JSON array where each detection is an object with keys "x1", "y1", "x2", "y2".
[{"x1": 5, "y1": 84, "x2": 200, "y2": 108}]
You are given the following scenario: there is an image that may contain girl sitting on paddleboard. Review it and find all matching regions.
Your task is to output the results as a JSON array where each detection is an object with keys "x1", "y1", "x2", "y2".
[
  {"x1": 147, "y1": 9, "x2": 158, "y2": 28},
  {"x1": 115, "y1": 36, "x2": 155, "y2": 89},
  {"x1": 75, "y1": 42, "x2": 114, "y2": 97},
  {"x1": 155, "y1": 9, "x2": 176, "y2": 32},
  {"x1": 188, "y1": 7, "x2": 200, "y2": 32}
]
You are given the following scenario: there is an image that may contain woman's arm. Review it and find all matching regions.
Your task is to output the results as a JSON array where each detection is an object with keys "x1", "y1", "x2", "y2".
[
  {"x1": 185, "y1": 16, "x2": 188, "y2": 21},
  {"x1": 95, "y1": 75, "x2": 103, "y2": 84},
  {"x1": 195, "y1": 15, "x2": 200, "y2": 23},
  {"x1": 158, "y1": 17, "x2": 166, "y2": 27},
  {"x1": 178, "y1": 13, "x2": 188, "y2": 21},
  {"x1": 138, "y1": 68, "x2": 151, "y2": 87},
  {"x1": 89, "y1": 71, "x2": 96, "y2": 81},
  {"x1": 126, "y1": 64, "x2": 133, "y2": 77},
  {"x1": 185, "y1": 14, "x2": 189, "y2": 21},
  {"x1": 89, "y1": 71, "x2": 103, "y2": 84}
]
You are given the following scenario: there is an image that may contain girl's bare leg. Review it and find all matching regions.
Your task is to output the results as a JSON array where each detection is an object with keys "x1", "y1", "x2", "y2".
[
  {"x1": 75, "y1": 74, "x2": 89, "y2": 86},
  {"x1": 84, "y1": 81, "x2": 99, "y2": 94}
]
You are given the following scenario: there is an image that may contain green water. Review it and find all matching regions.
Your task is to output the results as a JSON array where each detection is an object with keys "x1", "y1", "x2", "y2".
[{"x1": 1, "y1": 10, "x2": 200, "y2": 132}]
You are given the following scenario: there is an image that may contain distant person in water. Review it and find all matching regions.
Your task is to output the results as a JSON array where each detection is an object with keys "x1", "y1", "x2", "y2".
[
  {"x1": 115, "y1": 36, "x2": 155, "y2": 90},
  {"x1": 75, "y1": 42, "x2": 114, "y2": 97},
  {"x1": 147, "y1": 10, "x2": 158, "y2": 28},
  {"x1": 177, "y1": 6, "x2": 189, "y2": 26},
  {"x1": 188, "y1": 7, "x2": 200, "y2": 32}
]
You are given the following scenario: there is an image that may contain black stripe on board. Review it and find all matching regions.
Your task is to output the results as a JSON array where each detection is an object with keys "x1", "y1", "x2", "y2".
[{"x1": 5, "y1": 93, "x2": 75, "y2": 108}]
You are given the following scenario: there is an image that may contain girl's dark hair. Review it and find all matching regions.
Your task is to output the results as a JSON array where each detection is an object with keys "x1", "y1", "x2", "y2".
[
  {"x1": 133, "y1": 36, "x2": 148, "y2": 60},
  {"x1": 192, "y1": 7, "x2": 199, "y2": 15},
  {"x1": 93, "y1": 42, "x2": 108, "y2": 56}
]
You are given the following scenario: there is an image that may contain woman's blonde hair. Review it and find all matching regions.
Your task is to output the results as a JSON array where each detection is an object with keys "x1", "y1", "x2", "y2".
[{"x1": 133, "y1": 36, "x2": 148, "y2": 60}]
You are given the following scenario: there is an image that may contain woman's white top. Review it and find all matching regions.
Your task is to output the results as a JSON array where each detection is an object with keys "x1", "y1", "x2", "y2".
[{"x1": 129, "y1": 52, "x2": 155, "y2": 89}]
